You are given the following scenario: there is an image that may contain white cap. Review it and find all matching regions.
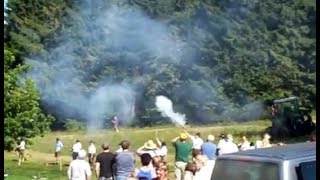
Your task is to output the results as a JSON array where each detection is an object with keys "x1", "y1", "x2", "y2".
[
  {"x1": 207, "y1": 134, "x2": 215, "y2": 141},
  {"x1": 78, "y1": 149, "x2": 87, "y2": 159}
]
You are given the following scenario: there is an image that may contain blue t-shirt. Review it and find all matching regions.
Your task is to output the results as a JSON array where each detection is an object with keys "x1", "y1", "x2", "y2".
[
  {"x1": 116, "y1": 151, "x2": 135, "y2": 177},
  {"x1": 201, "y1": 142, "x2": 217, "y2": 160}
]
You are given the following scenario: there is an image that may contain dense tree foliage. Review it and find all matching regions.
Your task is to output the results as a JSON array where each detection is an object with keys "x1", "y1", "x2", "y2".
[
  {"x1": 4, "y1": 0, "x2": 316, "y2": 128},
  {"x1": 4, "y1": 48, "x2": 54, "y2": 150}
]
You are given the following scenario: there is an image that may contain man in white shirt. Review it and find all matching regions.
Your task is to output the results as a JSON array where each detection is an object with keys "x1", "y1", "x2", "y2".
[
  {"x1": 219, "y1": 134, "x2": 239, "y2": 155},
  {"x1": 238, "y1": 135, "x2": 250, "y2": 151},
  {"x1": 17, "y1": 137, "x2": 26, "y2": 166},
  {"x1": 87, "y1": 140, "x2": 96, "y2": 167},
  {"x1": 67, "y1": 149, "x2": 92, "y2": 180},
  {"x1": 55, "y1": 138, "x2": 64, "y2": 169},
  {"x1": 72, "y1": 139, "x2": 82, "y2": 160},
  {"x1": 217, "y1": 134, "x2": 226, "y2": 156},
  {"x1": 184, "y1": 130, "x2": 204, "y2": 150}
]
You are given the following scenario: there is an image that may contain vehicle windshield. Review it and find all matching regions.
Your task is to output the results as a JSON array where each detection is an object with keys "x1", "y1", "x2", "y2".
[{"x1": 211, "y1": 159, "x2": 280, "y2": 180}]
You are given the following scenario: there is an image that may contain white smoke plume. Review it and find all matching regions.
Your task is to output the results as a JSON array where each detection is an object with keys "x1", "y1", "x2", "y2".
[{"x1": 155, "y1": 95, "x2": 186, "y2": 126}]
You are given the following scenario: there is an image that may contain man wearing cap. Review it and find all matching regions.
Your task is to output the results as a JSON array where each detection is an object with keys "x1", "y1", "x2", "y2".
[
  {"x1": 67, "y1": 149, "x2": 92, "y2": 180},
  {"x1": 115, "y1": 140, "x2": 135, "y2": 180},
  {"x1": 172, "y1": 132, "x2": 192, "y2": 180},
  {"x1": 95, "y1": 142, "x2": 116, "y2": 180}
]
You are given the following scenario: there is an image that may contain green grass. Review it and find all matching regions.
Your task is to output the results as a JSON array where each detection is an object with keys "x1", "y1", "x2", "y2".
[{"x1": 4, "y1": 120, "x2": 311, "y2": 179}]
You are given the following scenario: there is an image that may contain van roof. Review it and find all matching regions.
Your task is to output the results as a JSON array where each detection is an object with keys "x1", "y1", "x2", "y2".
[{"x1": 226, "y1": 142, "x2": 316, "y2": 160}]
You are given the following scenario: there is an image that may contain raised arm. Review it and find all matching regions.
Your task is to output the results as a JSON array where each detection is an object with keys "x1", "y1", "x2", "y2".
[{"x1": 171, "y1": 136, "x2": 180, "y2": 143}]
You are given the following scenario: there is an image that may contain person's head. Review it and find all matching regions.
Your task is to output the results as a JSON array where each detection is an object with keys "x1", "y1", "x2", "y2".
[
  {"x1": 226, "y1": 134, "x2": 233, "y2": 142},
  {"x1": 242, "y1": 135, "x2": 248, "y2": 142},
  {"x1": 161, "y1": 141, "x2": 166, "y2": 147},
  {"x1": 192, "y1": 149, "x2": 202, "y2": 158},
  {"x1": 250, "y1": 142, "x2": 255, "y2": 147},
  {"x1": 179, "y1": 133, "x2": 188, "y2": 141},
  {"x1": 56, "y1": 138, "x2": 60, "y2": 142},
  {"x1": 144, "y1": 140, "x2": 158, "y2": 150},
  {"x1": 263, "y1": 133, "x2": 271, "y2": 140},
  {"x1": 120, "y1": 140, "x2": 130, "y2": 150},
  {"x1": 185, "y1": 163, "x2": 197, "y2": 175},
  {"x1": 194, "y1": 155, "x2": 208, "y2": 170},
  {"x1": 76, "y1": 139, "x2": 80, "y2": 143},
  {"x1": 140, "y1": 153, "x2": 152, "y2": 166},
  {"x1": 77, "y1": 149, "x2": 87, "y2": 160},
  {"x1": 156, "y1": 164, "x2": 169, "y2": 178},
  {"x1": 219, "y1": 134, "x2": 225, "y2": 140},
  {"x1": 90, "y1": 140, "x2": 94, "y2": 144},
  {"x1": 102, "y1": 142, "x2": 109, "y2": 150},
  {"x1": 195, "y1": 132, "x2": 201, "y2": 138},
  {"x1": 207, "y1": 134, "x2": 214, "y2": 142}
]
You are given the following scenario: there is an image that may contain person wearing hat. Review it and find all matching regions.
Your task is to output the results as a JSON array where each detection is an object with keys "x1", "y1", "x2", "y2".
[
  {"x1": 95, "y1": 142, "x2": 116, "y2": 180},
  {"x1": 71, "y1": 139, "x2": 82, "y2": 160},
  {"x1": 88, "y1": 140, "x2": 97, "y2": 167},
  {"x1": 219, "y1": 134, "x2": 239, "y2": 155},
  {"x1": 136, "y1": 140, "x2": 160, "y2": 179},
  {"x1": 67, "y1": 149, "x2": 92, "y2": 180},
  {"x1": 172, "y1": 132, "x2": 192, "y2": 180}
]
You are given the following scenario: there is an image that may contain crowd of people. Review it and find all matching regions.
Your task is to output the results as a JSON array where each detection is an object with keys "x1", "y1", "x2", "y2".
[{"x1": 14, "y1": 128, "x2": 316, "y2": 180}]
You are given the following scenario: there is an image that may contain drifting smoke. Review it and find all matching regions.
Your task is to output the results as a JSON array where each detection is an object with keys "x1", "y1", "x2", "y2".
[{"x1": 155, "y1": 95, "x2": 186, "y2": 126}]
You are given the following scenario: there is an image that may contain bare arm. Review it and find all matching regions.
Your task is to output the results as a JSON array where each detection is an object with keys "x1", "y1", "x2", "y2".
[
  {"x1": 95, "y1": 162, "x2": 100, "y2": 178},
  {"x1": 155, "y1": 131, "x2": 162, "y2": 146},
  {"x1": 172, "y1": 136, "x2": 180, "y2": 143},
  {"x1": 136, "y1": 144, "x2": 146, "y2": 154}
]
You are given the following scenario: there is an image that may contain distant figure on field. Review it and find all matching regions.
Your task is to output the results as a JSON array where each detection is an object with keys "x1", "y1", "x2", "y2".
[
  {"x1": 88, "y1": 140, "x2": 97, "y2": 167},
  {"x1": 112, "y1": 115, "x2": 119, "y2": 133},
  {"x1": 95, "y1": 142, "x2": 116, "y2": 180},
  {"x1": 71, "y1": 139, "x2": 82, "y2": 160},
  {"x1": 172, "y1": 133, "x2": 193, "y2": 180},
  {"x1": 17, "y1": 137, "x2": 26, "y2": 166},
  {"x1": 67, "y1": 149, "x2": 92, "y2": 180},
  {"x1": 55, "y1": 138, "x2": 64, "y2": 169}
]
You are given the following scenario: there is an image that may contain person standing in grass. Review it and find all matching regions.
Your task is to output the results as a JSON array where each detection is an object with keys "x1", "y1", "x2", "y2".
[
  {"x1": 112, "y1": 115, "x2": 119, "y2": 133},
  {"x1": 71, "y1": 139, "x2": 82, "y2": 160},
  {"x1": 68, "y1": 149, "x2": 92, "y2": 180},
  {"x1": 95, "y1": 142, "x2": 116, "y2": 180},
  {"x1": 55, "y1": 138, "x2": 64, "y2": 170},
  {"x1": 115, "y1": 140, "x2": 135, "y2": 180},
  {"x1": 172, "y1": 133, "x2": 193, "y2": 180},
  {"x1": 88, "y1": 140, "x2": 97, "y2": 167},
  {"x1": 17, "y1": 137, "x2": 26, "y2": 166}
]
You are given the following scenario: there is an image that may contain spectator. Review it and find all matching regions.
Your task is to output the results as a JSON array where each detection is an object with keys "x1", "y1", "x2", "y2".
[
  {"x1": 184, "y1": 130, "x2": 204, "y2": 150},
  {"x1": 133, "y1": 153, "x2": 154, "y2": 180},
  {"x1": 67, "y1": 149, "x2": 92, "y2": 180},
  {"x1": 136, "y1": 140, "x2": 159, "y2": 179},
  {"x1": 115, "y1": 140, "x2": 135, "y2": 180},
  {"x1": 172, "y1": 133, "x2": 193, "y2": 180},
  {"x1": 95, "y1": 142, "x2": 116, "y2": 180},
  {"x1": 193, "y1": 155, "x2": 212, "y2": 180},
  {"x1": 219, "y1": 134, "x2": 239, "y2": 155},
  {"x1": 308, "y1": 130, "x2": 316, "y2": 142},
  {"x1": 155, "y1": 163, "x2": 169, "y2": 180},
  {"x1": 201, "y1": 134, "x2": 217, "y2": 160},
  {"x1": 71, "y1": 139, "x2": 82, "y2": 160},
  {"x1": 183, "y1": 163, "x2": 197, "y2": 180},
  {"x1": 238, "y1": 135, "x2": 250, "y2": 151},
  {"x1": 257, "y1": 133, "x2": 272, "y2": 148},
  {"x1": 112, "y1": 115, "x2": 119, "y2": 133},
  {"x1": 88, "y1": 140, "x2": 97, "y2": 167},
  {"x1": 155, "y1": 131, "x2": 168, "y2": 161},
  {"x1": 216, "y1": 134, "x2": 226, "y2": 155},
  {"x1": 55, "y1": 138, "x2": 64, "y2": 170},
  {"x1": 249, "y1": 142, "x2": 255, "y2": 150}
]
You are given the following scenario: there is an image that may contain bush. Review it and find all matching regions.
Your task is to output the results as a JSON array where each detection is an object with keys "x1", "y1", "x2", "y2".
[{"x1": 63, "y1": 119, "x2": 85, "y2": 131}]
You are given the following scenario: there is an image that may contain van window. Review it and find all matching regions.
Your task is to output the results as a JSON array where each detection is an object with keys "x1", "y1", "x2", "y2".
[
  {"x1": 211, "y1": 159, "x2": 279, "y2": 180},
  {"x1": 297, "y1": 161, "x2": 316, "y2": 180}
]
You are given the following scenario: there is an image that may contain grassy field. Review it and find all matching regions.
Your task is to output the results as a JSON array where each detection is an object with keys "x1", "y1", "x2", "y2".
[{"x1": 4, "y1": 120, "x2": 311, "y2": 180}]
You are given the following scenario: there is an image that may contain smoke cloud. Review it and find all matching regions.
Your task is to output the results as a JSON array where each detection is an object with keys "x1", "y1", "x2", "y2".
[{"x1": 155, "y1": 95, "x2": 186, "y2": 126}]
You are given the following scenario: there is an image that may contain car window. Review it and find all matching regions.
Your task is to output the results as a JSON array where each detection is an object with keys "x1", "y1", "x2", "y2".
[
  {"x1": 211, "y1": 159, "x2": 279, "y2": 180},
  {"x1": 296, "y1": 161, "x2": 316, "y2": 180}
]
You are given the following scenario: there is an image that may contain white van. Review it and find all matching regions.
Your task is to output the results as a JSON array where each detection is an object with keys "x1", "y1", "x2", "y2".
[{"x1": 211, "y1": 142, "x2": 316, "y2": 180}]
